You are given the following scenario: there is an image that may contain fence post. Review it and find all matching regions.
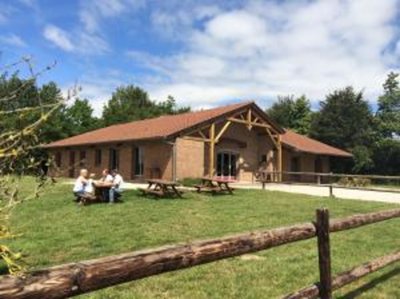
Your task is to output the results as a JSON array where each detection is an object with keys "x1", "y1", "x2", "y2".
[
  {"x1": 329, "y1": 185, "x2": 334, "y2": 198},
  {"x1": 316, "y1": 208, "x2": 332, "y2": 299}
]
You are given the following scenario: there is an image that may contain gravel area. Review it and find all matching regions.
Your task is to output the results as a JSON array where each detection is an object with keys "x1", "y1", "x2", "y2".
[{"x1": 232, "y1": 182, "x2": 400, "y2": 204}]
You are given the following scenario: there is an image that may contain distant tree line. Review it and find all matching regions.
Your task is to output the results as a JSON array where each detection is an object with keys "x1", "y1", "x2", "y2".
[
  {"x1": 267, "y1": 73, "x2": 400, "y2": 175},
  {"x1": 3, "y1": 70, "x2": 399, "y2": 175},
  {"x1": 0, "y1": 73, "x2": 190, "y2": 144}
]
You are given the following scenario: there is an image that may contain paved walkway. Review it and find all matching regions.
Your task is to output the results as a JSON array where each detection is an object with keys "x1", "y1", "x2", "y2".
[{"x1": 232, "y1": 182, "x2": 400, "y2": 204}]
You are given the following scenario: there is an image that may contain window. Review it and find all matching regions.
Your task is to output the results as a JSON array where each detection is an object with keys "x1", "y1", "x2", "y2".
[
  {"x1": 55, "y1": 152, "x2": 62, "y2": 167},
  {"x1": 79, "y1": 150, "x2": 86, "y2": 167},
  {"x1": 95, "y1": 149, "x2": 102, "y2": 166},
  {"x1": 290, "y1": 157, "x2": 300, "y2": 172},
  {"x1": 260, "y1": 154, "x2": 267, "y2": 163},
  {"x1": 109, "y1": 148, "x2": 119, "y2": 170},
  {"x1": 133, "y1": 147, "x2": 144, "y2": 176}
]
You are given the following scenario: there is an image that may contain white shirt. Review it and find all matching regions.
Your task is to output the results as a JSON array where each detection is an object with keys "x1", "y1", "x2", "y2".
[
  {"x1": 113, "y1": 174, "x2": 124, "y2": 189},
  {"x1": 73, "y1": 176, "x2": 86, "y2": 193},
  {"x1": 85, "y1": 179, "x2": 94, "y2": 193},
  {"x1": 102, "y1": 174, "x2": 113, "y2": 183}
]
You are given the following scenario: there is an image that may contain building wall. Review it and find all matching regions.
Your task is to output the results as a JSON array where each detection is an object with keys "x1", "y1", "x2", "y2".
[
  {"x1": 142, "y1": 141, "x2": 173, "y2": 181},
  {"x1": 206, "y1": 122, "x2": 275, "y2": 182},
  {"x1": 282, "y1": 149, "x2": 330, "y2": 182},
  {"x1": 48, "y1": 129, "x2": 331, "y2": 184},
  {"x1": 48, "y1": 140, "x2": 173, "y2": 181},
  {"x1": 175, "y1": 138, "x2": 206, "y2": 180}
]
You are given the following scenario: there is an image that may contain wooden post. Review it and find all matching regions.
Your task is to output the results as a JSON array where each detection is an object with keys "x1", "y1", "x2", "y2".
[
  {"x1": 329, "y1": 185, "x2": 334, "y2": 198},
  {"x1": 209, "y1": 123, "x2": 215, "y2": 178},
  {"x1": 247, "y1": 108, "x2": 252, "y2": 130},
  {"x1": 277, "y1": 135, "x2": 282, "y2": 182},
  {"x1": 316, "y1": 208, "x2": 332, "y2": 299}
]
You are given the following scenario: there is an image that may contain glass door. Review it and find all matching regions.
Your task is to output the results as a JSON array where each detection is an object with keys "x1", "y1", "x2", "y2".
[{"x1": 217, "y1": 151, "x2": 238, "y2": 180}]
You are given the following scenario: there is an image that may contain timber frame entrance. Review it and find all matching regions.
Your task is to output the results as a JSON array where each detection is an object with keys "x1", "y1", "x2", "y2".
[{"x1": 179, "y1": 104, "x2": 283, "y2": 181}]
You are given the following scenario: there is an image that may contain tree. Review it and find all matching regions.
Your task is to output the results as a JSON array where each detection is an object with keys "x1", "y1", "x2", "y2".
[
  {"x1": 157, "y1": 95, "x2": 191, "y2": 115},
  {"x1": 370, "y1": 72, "x2": 400, "y2": 175},
  {"x1": 37, "y1": 82, "x2": 71, "y2": 143},
  {"x1": 371, "y1": 139, "x2": 400, "y2": 175},
  {"x1": 102, "y1": 85, "x2": 190, "y2": 126},
  {"x1": 0, "y1": 57, "x2": 78, "y2": 274},
  {"x1": 267, "y1": 95, "x2": 312, "y2": 135},
  {"x1": 309, "y1": 87, "x2": 375, "y2": 173},
  {"x1": 102, "y1": 85, "x2": 154, "y2": 125},
  {"x1": 376, "y1": 72, "x2": 400, "y2": 138},
  {"x1": 65, "y1": 98, "x2": 101, "y2": 135}
]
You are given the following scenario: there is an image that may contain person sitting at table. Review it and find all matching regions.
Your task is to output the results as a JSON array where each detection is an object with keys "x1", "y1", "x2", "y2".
[
  {"x1": 109, "y1": 169, "x2": 124, "y2": 203},
  {"x1": 100, "y1": 168, "x2": 113, "y2": 183},
  {"x1": 73, "y1": 169, "x2": 89, "y2": 202},
  {"x1": 84, "y1": 173, "x2": 96, "y2": 195},
  {"x1": 97, "y1": 169, "x2": 113, "y2": 202}
]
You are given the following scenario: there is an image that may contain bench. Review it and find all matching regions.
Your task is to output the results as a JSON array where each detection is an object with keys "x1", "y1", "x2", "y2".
[
  {"x1": 194, "y1": 178, "x2": 235, "y2": 195},
  {"x1": 139, "y1": 179, "x2": 183, "y2": 198}
]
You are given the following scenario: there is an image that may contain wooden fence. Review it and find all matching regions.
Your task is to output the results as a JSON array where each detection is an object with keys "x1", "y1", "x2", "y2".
[{"x1": 0, "y1": 208, "x2": 399, "y2": 299}]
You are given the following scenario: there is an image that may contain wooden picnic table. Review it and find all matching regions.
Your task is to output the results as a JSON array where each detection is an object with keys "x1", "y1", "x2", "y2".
[
  {"x1": 139, "y1": 179, "x2": 182, "y2": 198},
  {"x1": 194, "y1": 177, "x2": 235, "y2": 194},
  {"x1": 92, "y1": 181, "x2": 119, "y2": 203}
]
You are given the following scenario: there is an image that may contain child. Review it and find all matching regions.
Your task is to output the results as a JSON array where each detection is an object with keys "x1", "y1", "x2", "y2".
[
  {"x1": 84, "y1": 173, "x2": 96, "y2": 195},
  {"x1": 73, "y1": 169, "x2": 89, "y2": 201}
]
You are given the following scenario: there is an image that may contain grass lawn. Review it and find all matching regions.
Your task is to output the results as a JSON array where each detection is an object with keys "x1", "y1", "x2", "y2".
[{"x1": 4, "y1": 178, "x2": 400, "y2": 298}]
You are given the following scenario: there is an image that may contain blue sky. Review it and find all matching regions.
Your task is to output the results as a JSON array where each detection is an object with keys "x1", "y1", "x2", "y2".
[{"x1": 1, "y1": 0, "x2": 400, "y2": 115}]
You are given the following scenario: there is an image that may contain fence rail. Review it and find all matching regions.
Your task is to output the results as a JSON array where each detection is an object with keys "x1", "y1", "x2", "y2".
[
  {"x1": 261, "y1": 170, "x2": 400, "y2": 180},
  {"x1": 257, "y1": 171, "x2": 400, "y2": 196},
  {"x1": 0, "y1": 208, "x2": 399, "y2": 299}
]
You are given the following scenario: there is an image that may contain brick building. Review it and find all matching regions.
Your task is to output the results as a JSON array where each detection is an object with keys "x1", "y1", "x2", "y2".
[{"x1": 44, "y1": 102, "x2": 351, "y2": 182}]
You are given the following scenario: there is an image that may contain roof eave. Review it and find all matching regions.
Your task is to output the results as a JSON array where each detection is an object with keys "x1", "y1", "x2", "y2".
[
  {"x1": 43, "y1": 136, "x2": 166, "y2": 149},
  {"x1": 282, "y1": 143, "x2": 352, "y2": 157}
]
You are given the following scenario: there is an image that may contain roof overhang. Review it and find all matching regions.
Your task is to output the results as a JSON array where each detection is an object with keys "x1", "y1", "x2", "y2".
[{"x1": 282, "y1": 143, "x2": 353, "y2": 158}]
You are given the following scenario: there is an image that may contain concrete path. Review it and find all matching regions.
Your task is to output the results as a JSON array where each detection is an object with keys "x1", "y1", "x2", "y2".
[{"x1": 232, "y1": 182, "x2": 400, "y2": 204}]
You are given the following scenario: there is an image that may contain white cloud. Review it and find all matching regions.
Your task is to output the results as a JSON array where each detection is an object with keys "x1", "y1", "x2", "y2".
[
  {"x1": 65, "y1": 73, "x2": 129, "y2": 116},
  {"x1": 396, "y1": 40, "x2": 400, "y2": 56},
  {"x1": 44, "y1": 0, "x2": 141, "y2": 55},
  {"x1": 0, "y1": 34, "x2": 26, "y2": 47},
  {"x1": 43, "y1": 24, "x2": 109, "y2": 55},
  {"x1": 79, "y1": 0, "x2": 145, "y2": 33},
  {"x1": 149, "y1": 3, "x2": 221, "y2": 40},
  {"x1": 128, "y1": 0, "x2": 400, "y2": 109},
  {"x1": 43, "y1": 25, "x2": 75, "y2": 51}
]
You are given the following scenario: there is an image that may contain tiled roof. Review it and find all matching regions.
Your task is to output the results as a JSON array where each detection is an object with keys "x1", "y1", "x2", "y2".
[
  {"x1": 281, "y1": 130, "x2": 352, "y2": 157},
  {"x1": 44, "y1": 101, "x2": 352, "y2": 158},
  {"x1": 44, "y1": 102, "x2": 256, "y2": 148}
]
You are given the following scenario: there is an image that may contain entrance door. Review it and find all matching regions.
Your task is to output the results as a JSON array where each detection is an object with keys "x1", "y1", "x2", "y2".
[
  {"x1": 290, "y1": 156, "x2": 300, "y2": 182},
  {"x1": 315, "y1": 157, "x2": 323, "y2": 173},
  {"x1": 109, "y1": 148, "x2": 119, "y2": 170},
  {"x1": 69, "y1": 151, "x2": 75, "y2": 178},
  {"x1": 217, "y1": 152, "x2": 237, "y2": 180}
]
